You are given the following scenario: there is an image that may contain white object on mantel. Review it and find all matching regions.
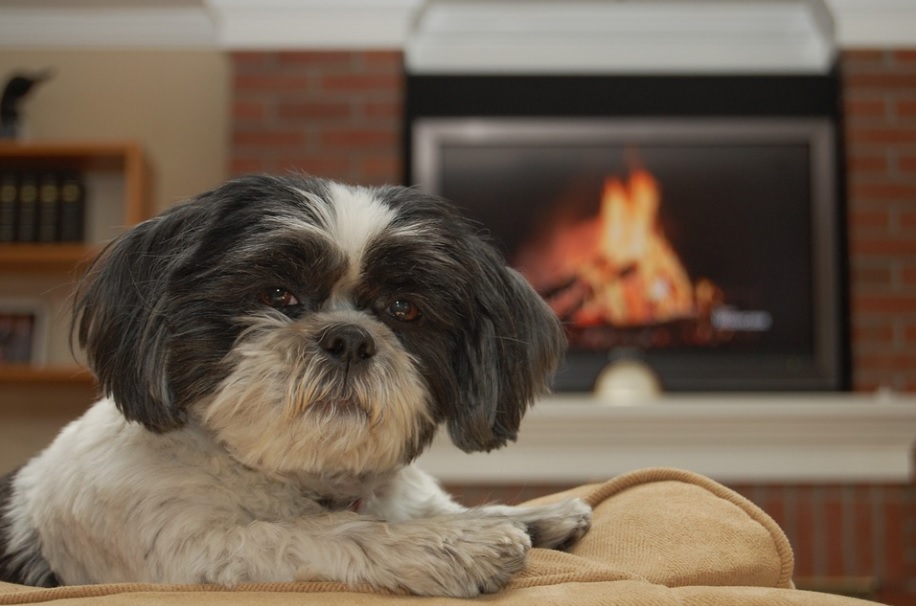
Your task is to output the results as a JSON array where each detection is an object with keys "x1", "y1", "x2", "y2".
[
  {"x1": 415, "y1": 393, "x2": 916, "y2": 485},
  {"x1": 593, "y1": 358, "x2": 663, "y2": 404},
  {"x1": 405, "y1": 0, "x2": 837, "y2": 75}
]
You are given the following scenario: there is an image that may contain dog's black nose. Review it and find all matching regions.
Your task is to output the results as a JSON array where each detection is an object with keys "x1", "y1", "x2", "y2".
[{"x1": 318, "y1": 325, "x2": 377, "y2": 365}]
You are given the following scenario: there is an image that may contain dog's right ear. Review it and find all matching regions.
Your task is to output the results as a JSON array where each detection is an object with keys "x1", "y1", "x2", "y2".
[{"x1": 73, "y1": 202, "x2": 207, "y2": 432}]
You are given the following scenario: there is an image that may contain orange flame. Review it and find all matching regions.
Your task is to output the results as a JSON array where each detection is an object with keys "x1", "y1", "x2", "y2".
[{"x1": 516, "y1": 169, "x2": 714, "y2": 327}]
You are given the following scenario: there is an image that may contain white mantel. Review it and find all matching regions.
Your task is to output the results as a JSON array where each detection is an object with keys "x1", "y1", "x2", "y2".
[
  {"x1": 405, "y1": 0, "x2": 838, "y2": 74},
  {"x1": 0, "y1": 0, "x2": 914, "y2": 52},
  {"x1": 416, "y1": 393, "x2": 916, "y2": 485}
]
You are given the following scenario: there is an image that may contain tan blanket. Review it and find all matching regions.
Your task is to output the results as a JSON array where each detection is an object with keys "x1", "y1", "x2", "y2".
[{"x1": 0, "y1": 467, "x2": 884, "y2": 605}]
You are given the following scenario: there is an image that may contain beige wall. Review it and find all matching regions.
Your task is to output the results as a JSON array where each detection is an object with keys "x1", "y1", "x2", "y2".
[
  {"x1": 0, "y1": 50, "x2": 229, "y2": 212},
  {"x1": 0, "y1": 50, "x2": 230, "y2": 473}
]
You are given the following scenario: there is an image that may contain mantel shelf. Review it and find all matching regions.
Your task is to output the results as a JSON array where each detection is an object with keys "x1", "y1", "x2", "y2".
[{"x1": 417, "y1": 393, "x2": 916, "y2": 485}]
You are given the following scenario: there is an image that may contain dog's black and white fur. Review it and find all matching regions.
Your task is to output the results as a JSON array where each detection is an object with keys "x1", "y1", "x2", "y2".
[{"x1": 0, "y1": 175, "x2": 590, "y2": 597}]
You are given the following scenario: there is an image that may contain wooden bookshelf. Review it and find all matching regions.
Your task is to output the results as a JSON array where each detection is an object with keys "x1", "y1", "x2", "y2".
[
  {"x1": 0, "y1": 141, "x2": 149, "y2": 388},
  {"x1": 0, "y1": 364, "x2": 94, "y2": 385},
  {"x1": 0, "y1": 243, "x2": 98, "y2": 272}
]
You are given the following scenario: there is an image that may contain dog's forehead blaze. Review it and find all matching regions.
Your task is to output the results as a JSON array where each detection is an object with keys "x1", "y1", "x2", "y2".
[
  {"x1": 322, "y1": 182, "x2": 397, "y2": 272},
  {"x1": 281, "y1": 182, "x2": 395, "y2": 300}
]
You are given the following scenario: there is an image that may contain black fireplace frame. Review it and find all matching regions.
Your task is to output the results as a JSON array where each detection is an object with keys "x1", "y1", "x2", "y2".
[{"x1": 403, "y1": 73, "x2": 851, "y2": 392}]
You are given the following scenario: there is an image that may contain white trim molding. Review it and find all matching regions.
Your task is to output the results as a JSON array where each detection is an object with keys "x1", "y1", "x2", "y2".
[
  {"x1": 0, "y1": 4, "x2": 217, "y2": 50},
  {"x1": 0, "y1": 0, "x2": 913, "y2": 52},
  {"x1": 416, "y1": 393, "x2": 916, "y2": 485},
  {"x1": 828, "y1": 0, "x2": 916, "y2": 47},
  {"x1": 206, "y1": 0, "x2": 422, "y2": 50},
  {"x1": 406, "y1": 0, "x2": 838, "y2": 75}
]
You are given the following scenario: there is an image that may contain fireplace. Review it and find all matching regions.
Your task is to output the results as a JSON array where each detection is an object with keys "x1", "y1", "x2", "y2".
[{"x1": 405, "y1": 75, "x2": 849, "y2": 392}]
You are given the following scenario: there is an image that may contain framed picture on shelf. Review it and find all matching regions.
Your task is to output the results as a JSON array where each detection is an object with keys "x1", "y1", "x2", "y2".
[{"x1": 0, "y1": 298, "x2": 48, "y2": 365}]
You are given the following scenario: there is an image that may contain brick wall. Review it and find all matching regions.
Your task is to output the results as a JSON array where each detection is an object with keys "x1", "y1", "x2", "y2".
[
  {"x1": 844, "y1": 50, "x2": 916, "y2": 393},
  {"x1": 228, "y1": 49, "x2": 916, "y2": 604},
  {"x1": 231, "y1": 51, "x2": 403, "y2": 185}
]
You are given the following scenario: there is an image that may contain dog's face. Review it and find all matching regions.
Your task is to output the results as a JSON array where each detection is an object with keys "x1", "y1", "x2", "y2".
[{"x1": 73, "y1": 175, "x2": 565, "y2": 477}]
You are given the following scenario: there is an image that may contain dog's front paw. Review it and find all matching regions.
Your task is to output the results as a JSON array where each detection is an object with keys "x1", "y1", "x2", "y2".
[
  {"x1": 392, "y1": 514, "x2": 532, "y2": 597},
  {"x1": 510, "y1": 497, "x2": 593, "y2": 551}
]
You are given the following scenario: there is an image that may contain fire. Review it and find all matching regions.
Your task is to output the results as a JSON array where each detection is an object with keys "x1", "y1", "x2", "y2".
[{"x1": 516, "y1": 168, "x2": 716, "y2": 327}]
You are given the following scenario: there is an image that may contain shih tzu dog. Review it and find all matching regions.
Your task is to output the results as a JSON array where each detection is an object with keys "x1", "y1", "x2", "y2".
[{"x1": 0, "y1": 175, "x2": 590, "y2": 597}]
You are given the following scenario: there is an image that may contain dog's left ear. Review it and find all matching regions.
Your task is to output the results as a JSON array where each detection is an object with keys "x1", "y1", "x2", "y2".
[
  {"x1": 446, "y1": 242, "x2": 566, "y2": 453},
  {"x1": 72, "y1": 202, "x2": 209, "y2": 432}
]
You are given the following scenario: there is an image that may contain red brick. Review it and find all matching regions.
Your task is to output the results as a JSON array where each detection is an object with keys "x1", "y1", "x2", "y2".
[
  {"x1": 852, "y1": 376, "x2": 884, "y2": 393},
  {"x1": 876, "y1": 589, "x2": 916, "y2": 605},
  {"x1": 275, "y1": 51, "x2": 355, "y2": 68},
  {"x1": 849, "y1": 209, "x2": 889, "y2": 229},
  {"x1": 897, "y1": 100, "x2": 916, "y2": 119},
  {"x1": 848, "y1": 153, "x2": 890, "y2": 174},
  {"x1": 853, "y1": 323, "x2": 894, "y2": 343},
  {"x1": 899, "y1": 211, "x2": 916, "y2": 230},
  {"x1": 229, "y1": 157, "x2": 264, "y2": 176},
  {"x1": 276, "y1": 101, "x2": 353, "y2": 120},
  {"x1": 274, "y1": 155, "x2": 350, "y2": 179},
  {"x1": 320, "y1": 129, "x2": 399, "y2": 150},
  {"x1": 363, "y1": 100, "x2": 403, "y2": 120},
  {"x1": 847, "y1": 127, "x2": 916, "y2": 146},
  {"x1": 845, "y1": 98, "x2": 889, "y2": 119},
  {"x1": 850, "y1": 182, "x2": 916, "y2": 202},
  {"x1": 823, "y1": 492, "x2": 846, "y2": 576},
  {"x1": 851, "y1": 264, "x2": 893, "y2": 288},
  {"x1": 883, "y1": 488, "x2": 905, "y2": 579},
  {"x1": 851, "y1": 237, "x2": 916, "y2": 256},
  {"x1": 232, "y1": 101, "x2": 266, "y2": 122},
  {"x1": 856, "y1": 353, "x2": 916, "y2": 372},
  {"x1": 851, "y1": 487, "x2": 876, "y2": 575},
  {"x1": 793, "y1": 487, "x2": 816, "y2": 577},
  {"x1": 854, "y1": 294, "x2": 916, "y2": 314},
  {"x1": 842, "y1": 50, "x2": 888, "y2": 66},
  {"x1": 902, "y1": 265, "x2": 916, "y2": 286},
  {"x1": 897, "y1": 153, "x2": 916, "y2": 173},
  {"x1": 361, "y1": 51, "x2": 404, "y2": 72},
  {"x1": 319, "y1": 73, "x2": 401, "y2": 93},
  {"x1": 232, "y1": 131, "x2": 308, "y2": 148},
  {"x1": 905, "y1": 325, "x2": 916, "y2": 343},
  {"x1": 893, "y1": 50, "x2": 916, "y2": 64},
  {"x1": 845, "y1": 72, "x2": 916, "y2": 92},
  {"x1": 234, "y1": 74, "x2": 311, "y2": 92},
  {"x1": 761, "y1": 488, "x2": 786, "y2": 530},
  {"x1": 904, "y1": 490, "x2": 916, "y2": 578},
  {"x1": 358, "y1": 155, "x2": 401, "y2": 181}
]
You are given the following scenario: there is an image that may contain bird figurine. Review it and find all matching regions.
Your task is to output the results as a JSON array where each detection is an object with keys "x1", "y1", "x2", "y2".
[{"x1": 1, "y1": 69, "x2": 53, "y2": 140}]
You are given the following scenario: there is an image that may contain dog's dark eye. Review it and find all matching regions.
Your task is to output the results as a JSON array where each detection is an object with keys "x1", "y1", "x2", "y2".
[
  {"x1": 258, "y1": 288, "x2": 300, "y2": 309},
  {"x1": 387, "y1": 299, "x2": 421, "y2": 322}
]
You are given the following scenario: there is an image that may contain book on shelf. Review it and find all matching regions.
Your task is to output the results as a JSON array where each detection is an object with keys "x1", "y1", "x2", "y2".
[
  {"x1": 16, "y1": 173, "x2": 39, "y2": 243},
  {"x1": 37, "y1": 172, "x2": 60, "y2": 243},
  {"x1": 58, "y1": 172, "x2": 85, "y2": 242},
  {"x1": 0, "y1": 173, "x2": 16, "y2": 243},
  {"x1": 0, "y1": 170, "x2": 86, "y2": 245}
]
